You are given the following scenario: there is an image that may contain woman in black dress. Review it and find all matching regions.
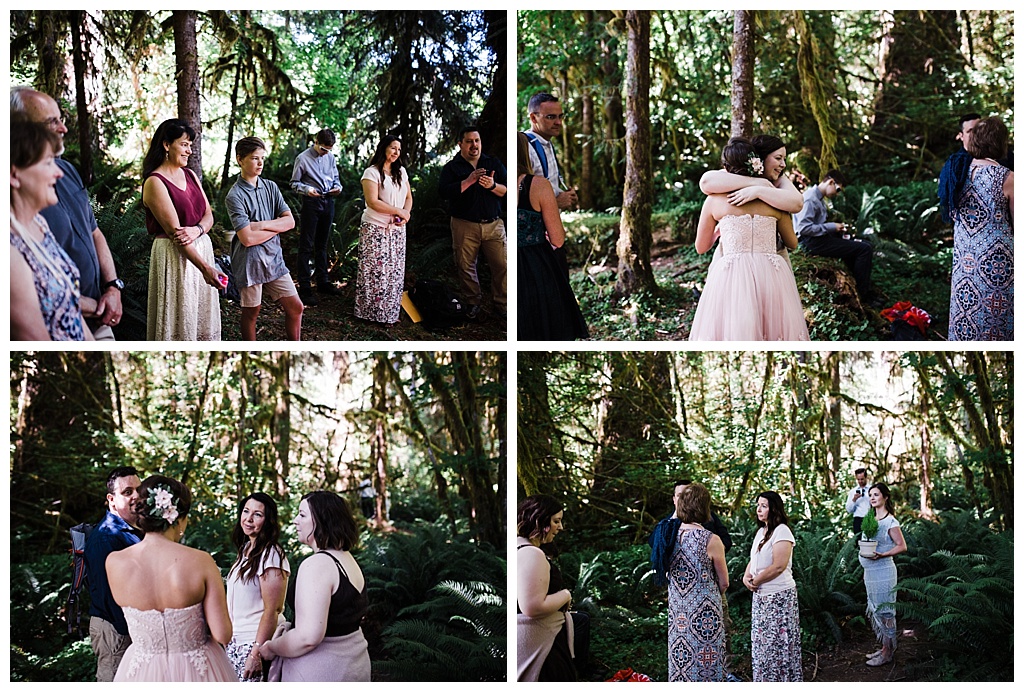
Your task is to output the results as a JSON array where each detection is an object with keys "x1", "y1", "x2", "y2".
[
  {"x1": 517, "y1": 133, "x2": 588, "y2": 340},
  {"x1": 516, "y1": 494, "x2": 575, "y2": 681}
]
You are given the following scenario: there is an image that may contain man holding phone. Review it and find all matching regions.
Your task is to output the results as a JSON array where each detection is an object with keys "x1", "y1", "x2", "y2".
[
  {"x1": 845, "y1": 467, "x2": 872, "y2": 534},
  {"x1": 438, "y1": 126, "x2": 507, "y2": 320}
]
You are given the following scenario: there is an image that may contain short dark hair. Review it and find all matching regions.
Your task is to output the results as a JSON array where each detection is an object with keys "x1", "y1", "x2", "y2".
[
  {"x1": 673, "y1": 479, "x2": 693, "y2": 488},
  {"x1": 517, "y1": 494, "x2": 563, "y2": 541},
  {"x1": 967, "y1": 117, "x2": 1009, "y2": 160},
  {"x1": 458, "y1": 125, "x2": 481, "y2": 142},
  {"x1": 106, "y1": 466, "x2": 140, "y2": 496},
  {"x1": 751, "y1": 134, "x2": 786, "y2": 161},
  {"x1": 721, "y1": 137, "x2": 759, "y2": 176},
  {"x1": 517, "y1": 132, "x2": 532, "y2": 177},
  {"x1": 854, "y1": 468, "x2": 868, "y2": 476},
  {"x1": 823, "y1": 169, "x2": 848, "y2": 187},
  {"x1": 136, "y1": 475, "x2": 192, "y2": 534},
  {"x1": 302, "y1": 490, "x2": 359, "y2": 551},
  {"x1": 675, "y1": 483, "x2": 711, "y2": 524},
  {"x1": 958, "y1": 113, "x2": 982, "y2": 130},
  {"x1": 235, "y1": 136, "x2": 267, "y2": 159},
  {"x1": 315, "y1": 128, "x2": 336, "y2": 147},
  {"x1": 11, "y1": 120, "x2": 62, "y2": 169},
  {"x1": 528, "y1": 93, "x2": 559, "y2": 114}
]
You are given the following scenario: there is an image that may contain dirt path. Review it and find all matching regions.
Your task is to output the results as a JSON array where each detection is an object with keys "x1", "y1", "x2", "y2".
[{"x1": 805, "y1": 621, "x2": 929, "y2": 682}]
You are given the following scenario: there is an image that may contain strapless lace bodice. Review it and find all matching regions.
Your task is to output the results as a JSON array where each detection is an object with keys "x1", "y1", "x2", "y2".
[
  {"x1": 121, "y1": 603, "x2": 213, "y2": 678},
  {"x1": 718, "y1": 214, "x2": 779, "y2": 255}
]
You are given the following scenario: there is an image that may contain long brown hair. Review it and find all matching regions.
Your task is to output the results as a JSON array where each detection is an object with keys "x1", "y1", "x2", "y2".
[
  {"x1": 230, "y1": 492, "x2": 286, "y2": 584},
  {"x1": 756, "y1": 491, "x2": 790, "y2": 552}
]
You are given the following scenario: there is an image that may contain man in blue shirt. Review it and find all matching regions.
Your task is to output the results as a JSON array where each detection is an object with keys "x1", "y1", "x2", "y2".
[
  {"x1": 290, "y1": 128, "x2": 343, "y2": 306},
  {"x1": 11, "y1": 87, "x2": 124, "y2": 339},
  {"x1": 438, "y1": 126, "x2": 508, "y2": 319},
  {"x1": 84, "y1": 466, "x2": 141, "y2": 681}
]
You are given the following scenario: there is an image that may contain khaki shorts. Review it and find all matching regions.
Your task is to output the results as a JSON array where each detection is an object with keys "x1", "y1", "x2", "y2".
[{"x1": 239, "y1": 275, "x2": 298, "y2": 308}]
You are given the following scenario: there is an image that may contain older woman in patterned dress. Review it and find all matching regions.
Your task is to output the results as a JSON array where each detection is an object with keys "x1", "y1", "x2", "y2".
[
  {"x1": 667, "y1": 483, "x2": 729, "y2": 681},
  {"x1": 945, "y1": 116, "x2": 1014, "y2": 340},
  {"x1": 354, "y1": 135, "x2": 413, "y2": 325},
  {"x1": 743, "y1": 491, "x2": 802, "y2": 681}
]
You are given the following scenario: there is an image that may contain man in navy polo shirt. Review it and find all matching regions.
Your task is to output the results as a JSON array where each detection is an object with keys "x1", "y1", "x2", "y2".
[
  {"x1": 84, "y1": 466, "x2": 141, "y2": 681},
  {"x1": 11, "y1": 87, "x2": 124, "y2": 339},
  {"x1": 438, "y1": 126, "x2": 507, "y2": 320}
]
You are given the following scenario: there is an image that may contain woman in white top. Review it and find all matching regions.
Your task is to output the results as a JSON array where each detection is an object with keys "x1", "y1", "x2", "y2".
[
  {"x1": 354, "y1": 135, "x2": 413, "y2": 325},
  {"x1": 743, "y1": 491, "x2": 803, "y2": 681},
  {"x1": 225, "y1": 492, "x2": 290, "y2": 681}
]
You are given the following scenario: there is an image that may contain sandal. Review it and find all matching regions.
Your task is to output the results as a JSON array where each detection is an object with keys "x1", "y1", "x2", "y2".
[
  {"x1": 866, "y1": 653, "x2": 893, "y2": 667},
  {"x1": 865, "y1": 649, "x2": 883, "y2": 659}
]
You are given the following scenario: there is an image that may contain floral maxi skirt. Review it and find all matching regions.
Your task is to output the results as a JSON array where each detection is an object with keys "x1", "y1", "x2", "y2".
[
  {"x1": 751, "y1": 586, "x2": 803, "y2": 681},
  {"x1": 354, "y1": 221, "x2": 405, "y2": 324}
]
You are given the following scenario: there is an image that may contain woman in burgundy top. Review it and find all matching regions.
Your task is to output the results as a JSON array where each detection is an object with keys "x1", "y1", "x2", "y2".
[{"x1": 141, "y1": 119, "x2": 226, "y2": 340}]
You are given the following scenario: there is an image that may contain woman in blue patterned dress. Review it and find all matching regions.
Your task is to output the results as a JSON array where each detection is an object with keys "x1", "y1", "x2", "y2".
[
  {"x1": 944, "y1": 116, "x2": 1014, "y2": 340},
  {"x1": 667, "y1": 483, "x2": 729, "y2": 681},
  {"x1": 859, "y1": 483, "x2": 906, "y2": 666},
  {"x1": 743, "y1": 491, "x2": 802, "y2": 681}
]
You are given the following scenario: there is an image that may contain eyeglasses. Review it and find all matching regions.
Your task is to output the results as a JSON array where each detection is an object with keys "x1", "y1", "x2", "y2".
[
  {"x1": 541, "y1": 113, "x2": 565, "y2": 122},
  {"x1": 41, "y1": 110, "x2": 68, "y2": 128},
  {"x1": 316, "y1": 144, "x2": 333, "y2": 153}
]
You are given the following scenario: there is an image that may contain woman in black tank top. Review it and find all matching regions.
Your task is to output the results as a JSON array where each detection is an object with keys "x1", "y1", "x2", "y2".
[{"x1": 259, "y1": 491, "x2": 371, "y2": 681}]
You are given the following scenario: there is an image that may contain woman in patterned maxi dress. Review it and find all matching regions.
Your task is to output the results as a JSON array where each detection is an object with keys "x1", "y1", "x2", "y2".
[
  {"x1": 667, "y1": 483, "x2": 729, "y2": 681},
  {"x1": 354, "y1": 136, "x2": 413, "y2": 325},
  {"x1": 947, "y1": 117, "x2": 1014, "y2": 340}
]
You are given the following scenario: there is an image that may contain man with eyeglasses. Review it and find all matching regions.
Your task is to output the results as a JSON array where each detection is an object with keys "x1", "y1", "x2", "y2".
[
  {"x1": 10, "y1": 86, "x2": 124, "y2": 339},
  {"x1": 290, "y1": 128, "x2": 344, "y2": 306},
  {"x1": 794, "y1": 169, "x2": 879, "y2": 307},
  {"x1": 522, "y1": 93, "x2": 577, "y2": 211}
]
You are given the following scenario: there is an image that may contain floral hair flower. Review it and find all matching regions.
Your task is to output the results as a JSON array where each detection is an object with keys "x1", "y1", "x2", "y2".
[
  {"x1": 746, "y1": 153, "x2": 764, "y2": 177},
  {"x1": 146, "y1": 484, "x2": 179, "y2": 524}
]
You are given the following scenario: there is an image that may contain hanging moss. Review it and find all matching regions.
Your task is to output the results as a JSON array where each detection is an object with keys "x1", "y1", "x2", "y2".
[{"x1": 794, "y1": 11, "x2": 839, "y2": 176}]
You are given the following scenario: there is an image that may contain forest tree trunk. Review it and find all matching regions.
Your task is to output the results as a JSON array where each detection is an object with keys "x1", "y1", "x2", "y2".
[
  {"x1": 730, "y1": 10, "x2": 755, "y2": 139},
  {"x1": 70, "y1": 11, "x2": 94, "y2": 184},
  {"x1": 173, "y1": 10, "x2": 203, "y2": 177},
  {"x1": 615, "y1": 10, "x2": 656, "y2": 299}
]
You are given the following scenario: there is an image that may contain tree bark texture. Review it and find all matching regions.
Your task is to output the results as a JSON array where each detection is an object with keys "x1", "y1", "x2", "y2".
[
  {"x1": 173, "y1": 11, "x2": 203, "y2": 177},
  {"x1": 615, "y1": 10, "x2": 656, "y2": 298},
  {"x1": 730, "y1": 10, "x2": 755, "y2": 139}
]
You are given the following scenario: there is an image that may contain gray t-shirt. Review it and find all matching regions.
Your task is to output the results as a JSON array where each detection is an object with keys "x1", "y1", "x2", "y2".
[{"x1": 225, "y1": 176, "x2": 291, "y2": 287}]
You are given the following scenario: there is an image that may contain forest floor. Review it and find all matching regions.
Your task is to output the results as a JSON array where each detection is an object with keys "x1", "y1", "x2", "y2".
[
  {"x1": 218, "y1": 278, "x2": 507, "y2": 342},
  {"x1": 571, "y1": 222, "x2": 947, "y2": 341},
  {"x1": 802, "y1": 620, "x2": 930, "y2": 682}
]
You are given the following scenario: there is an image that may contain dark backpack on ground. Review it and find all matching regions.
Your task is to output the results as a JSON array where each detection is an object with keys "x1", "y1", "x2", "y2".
[
  {"x1": 215, "y1": 254, "x2": 241, "y2": 303},
  {"x1": 410, "y1": 279, "x2": 466, "y2": 331},
  {"x1": 66, "y1": 522, "x2": 94, "y2": 637}
]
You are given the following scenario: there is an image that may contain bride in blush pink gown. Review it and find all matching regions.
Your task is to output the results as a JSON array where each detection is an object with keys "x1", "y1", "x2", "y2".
[
  {"x1": 106, "y1": 475, "x2": 236, "y2": 681},
  {"x1": 689, "y1": 137, "x2": 809, "y2": 341}
]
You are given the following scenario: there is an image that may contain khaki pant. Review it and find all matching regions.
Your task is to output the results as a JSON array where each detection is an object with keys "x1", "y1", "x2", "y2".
[
  {"x1": 90, "y1": 616, "x2": 131, "y2": 682},
  {"x1": 450, "y1": 217, "x2": 507, "y2": 309}
]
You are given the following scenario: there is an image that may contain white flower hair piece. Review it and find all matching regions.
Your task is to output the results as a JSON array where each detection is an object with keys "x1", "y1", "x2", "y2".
[
  {"x1": 747, "y1": 153, "x2": 764, "y2": 177},
  {"x1": 147, "y1": 484, "x2": 179, "y2": 525}
]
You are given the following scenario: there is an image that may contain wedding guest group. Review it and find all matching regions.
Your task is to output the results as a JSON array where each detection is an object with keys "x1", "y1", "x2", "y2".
[
  {"x1": 79, "y1": 466, "x2": 372, "y2": 681},
  {"x1": 518, "y1": 471, "x2": 911, "y2": 681}
]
